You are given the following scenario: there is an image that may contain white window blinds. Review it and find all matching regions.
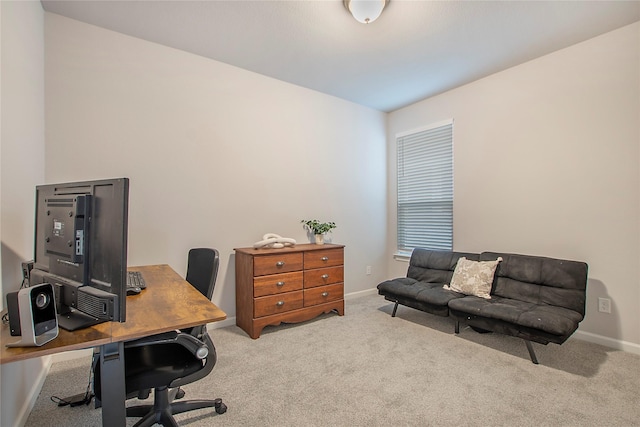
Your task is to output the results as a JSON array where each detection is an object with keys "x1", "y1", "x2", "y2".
[{"x1": 397, "y1": 120, "x2": 453, "y2": 253}]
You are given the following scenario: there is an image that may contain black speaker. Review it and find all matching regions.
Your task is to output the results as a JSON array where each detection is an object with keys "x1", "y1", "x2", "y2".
[
  {"x1": 5, "y1": 283, "x2": 58, "y2": 347},
  {"x1": 6, "y1": 291, "x2": 21, "y2": 336}
]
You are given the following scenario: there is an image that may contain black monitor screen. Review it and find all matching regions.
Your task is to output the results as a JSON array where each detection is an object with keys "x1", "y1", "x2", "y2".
[{"x1": 32, "y1": 178, "x2": 129, "y2": 327}]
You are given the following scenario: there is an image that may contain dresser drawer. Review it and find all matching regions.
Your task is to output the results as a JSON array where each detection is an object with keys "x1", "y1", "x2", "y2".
[
  {"x1": 254, "y1": 291, "x2": 304, "y2": 318},
  {"x1": 254, "y1": 253, "x2": 303, "y2": 276},
  {"x1": 254, "y1": 271, "x2": 303, "y2": 297},
  {"x1": 304, "y1": 283, "x2": 343, "y2": 307},
  {"x1": 304, "y1": 266, "x2": 344, "y2": 288},
  {"x1": 304, "y1": 248, "x2": 344, "y2": 269}
]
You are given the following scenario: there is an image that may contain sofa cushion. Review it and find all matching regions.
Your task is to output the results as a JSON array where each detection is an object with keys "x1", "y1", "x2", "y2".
[
  {"x1": 407, "y1": 249, "x2": 480, "y2": 284},
  {"x1": 448, "y1": 295, "x2": 583, "y2": 337},
  {"x1": 377, "y1": 277, "x2": 464, "y2": 307},
  {"x1": 443, "y1": 256, "x2": 502, "y2": 299},
  {"x1": 481, "y1": 252, "x2": 588, "y2": 316},
  {"x1": 377, "y1": 249, "x2": 481, "y2": 312}
]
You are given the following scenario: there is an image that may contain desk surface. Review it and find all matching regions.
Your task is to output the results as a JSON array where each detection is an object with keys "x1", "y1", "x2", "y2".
[{"x1": 1, "y1": 264, "x2": 227, "y2": 364}]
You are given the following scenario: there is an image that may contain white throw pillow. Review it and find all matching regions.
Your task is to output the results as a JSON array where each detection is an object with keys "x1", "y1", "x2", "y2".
[{"x1": 443, "y1": 257, "x2": 503, "y2": 299}]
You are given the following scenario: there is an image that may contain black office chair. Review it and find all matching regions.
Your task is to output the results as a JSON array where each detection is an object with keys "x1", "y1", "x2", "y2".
[{"x1": 94, "y1": 248, "x2": 226, "y2": 427}]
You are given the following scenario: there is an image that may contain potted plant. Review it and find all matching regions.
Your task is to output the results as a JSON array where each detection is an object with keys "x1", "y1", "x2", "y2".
[{"x1": 301, "y1": 219, "x2": 336, "y2": 245}]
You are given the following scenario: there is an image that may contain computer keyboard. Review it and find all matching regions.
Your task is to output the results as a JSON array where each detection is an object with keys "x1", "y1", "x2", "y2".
[{"x1": 126, "y1": 270, "x2": 147, "y2": 295}]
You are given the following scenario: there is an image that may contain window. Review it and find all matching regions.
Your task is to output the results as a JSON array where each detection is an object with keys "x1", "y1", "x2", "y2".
[{"x1": 397, "y1": 120, "x2": 453, "y2": 254}]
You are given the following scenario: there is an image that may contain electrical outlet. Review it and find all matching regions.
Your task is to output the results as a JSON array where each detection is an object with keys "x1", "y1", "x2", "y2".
[
  {"x1": 366, "y1": 265, "x2": 372, "y2": 275},
  {"x1": 598, "y1": 297, "x2": 611, "y2": 314}
]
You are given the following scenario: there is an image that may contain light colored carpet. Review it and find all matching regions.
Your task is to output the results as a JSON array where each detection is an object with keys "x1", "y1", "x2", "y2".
[{"x1": 25, "y1": 293, "x2": 640, "y2": 426}]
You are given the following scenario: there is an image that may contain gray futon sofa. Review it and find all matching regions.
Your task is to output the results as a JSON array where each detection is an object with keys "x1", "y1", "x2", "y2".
[{"x1": 377, "y1": 249, "x2": 588, "y2": 364}]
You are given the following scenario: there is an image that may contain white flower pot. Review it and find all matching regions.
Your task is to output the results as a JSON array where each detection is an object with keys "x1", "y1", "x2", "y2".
[{"x1": 314, "y1": 234, "x2": 324, "y2": 245}]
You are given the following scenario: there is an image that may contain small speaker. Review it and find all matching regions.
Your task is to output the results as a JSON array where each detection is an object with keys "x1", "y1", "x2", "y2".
[
  {"x1": 6, "y1": 291, "x2": 21, "y2": 336},
  {"x1": 5, "y1": 283, "x2": 58, "y2": 347}
]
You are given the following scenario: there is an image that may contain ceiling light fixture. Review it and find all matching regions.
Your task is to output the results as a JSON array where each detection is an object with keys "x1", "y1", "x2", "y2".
[{"x1": 343, "y1": 0, "x2": 389, "y2": 24}]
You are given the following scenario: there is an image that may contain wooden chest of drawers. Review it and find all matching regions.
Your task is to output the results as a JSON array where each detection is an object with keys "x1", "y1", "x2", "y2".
[{"x1": 235, "y1": 243, "x2": 345, "y2": 339}]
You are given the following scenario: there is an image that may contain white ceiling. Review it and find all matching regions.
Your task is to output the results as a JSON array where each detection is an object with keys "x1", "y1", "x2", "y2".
[{"x1": 41, "y1": 0, "x2": 640, "y2": 112}]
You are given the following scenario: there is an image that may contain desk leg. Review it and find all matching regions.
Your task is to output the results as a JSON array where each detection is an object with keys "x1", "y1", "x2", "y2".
[{"x1": 99, "y1": 342, "x2": 126, "y2": 427}]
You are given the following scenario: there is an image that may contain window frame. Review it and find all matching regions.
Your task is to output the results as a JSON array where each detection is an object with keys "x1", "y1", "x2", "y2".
[{"x1": 395, "y1": 119, "x2": 454, "y2": 257}]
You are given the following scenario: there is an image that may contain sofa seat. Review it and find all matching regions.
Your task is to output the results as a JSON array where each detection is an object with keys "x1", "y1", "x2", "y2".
[
  {"x1": 377, "y1": 250, "x2": 478, "y2": 317},
  {"x1": 378, "y1": 278, "x2": 464, "y2": 307},
  {"x1": 377, "y1": 277, "x2": 462, "y2": 317},
  {"x1": 448, "y1": 295, "x2": 583, "y2": 338}
]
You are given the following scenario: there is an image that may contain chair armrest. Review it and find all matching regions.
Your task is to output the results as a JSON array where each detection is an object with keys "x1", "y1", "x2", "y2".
[
  {"x1": 125, "y1": 330, "x2": 209, "y2": 359},
  {"x1": 176, "y1": 333, "x2": 209, "y2": 359},
  {"x1": 169, "y1": 332, "x2": 217, "y2": 388},
  {"x1": 124, "y1": 331, "x2": 178, "y2": 347}
]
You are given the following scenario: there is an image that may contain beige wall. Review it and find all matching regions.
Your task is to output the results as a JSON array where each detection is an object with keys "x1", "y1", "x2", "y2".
[
  {"x1": 2, "y1": 9, "x2": 638, "y2": 427},
  {"x1": 1, "y1": 2, "x2": 48, "y2": 426},
  {"x1": 44, "y1": 13, "x2": 388, "y2": 320},
  {"x1": 387, "y1": 23, "x2": 640, "y2": 351}
]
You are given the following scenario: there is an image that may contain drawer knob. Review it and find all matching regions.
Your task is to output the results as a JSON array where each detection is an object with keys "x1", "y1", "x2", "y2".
[
  {"x1": 321, "y1": 292, "x2": 329, "y2": 297},
  {"x1": 321, "y1": 256, "x2": 329, "y2": 262},
  {"x1": 276, "y1": 281, "x2": 285, "y2": 287},
  {"x1": 321, "y1": 274, "x2": 329, "y2": 279},
  {"x1": 276, "y1": 261, "x2": 285, "y2": 267},
  {"x1": 276, "y1": 301, "x2": 285, "y2": 307}
]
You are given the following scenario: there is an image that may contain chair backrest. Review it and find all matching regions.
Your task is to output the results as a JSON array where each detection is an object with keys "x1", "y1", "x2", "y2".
[{"x1": 185, "y1": 248, "x2": 220, "y2": 300}]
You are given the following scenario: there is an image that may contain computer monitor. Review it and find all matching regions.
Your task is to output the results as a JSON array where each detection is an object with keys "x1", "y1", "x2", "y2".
[{"x1": 29, "y1": 178, "x2": 129, "y2": 330}]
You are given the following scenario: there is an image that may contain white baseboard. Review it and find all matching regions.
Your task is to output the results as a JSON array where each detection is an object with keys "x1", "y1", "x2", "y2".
[
  {"x1": 50, "y1": 348, "x2": 93, "y2": 363},
  {"x1": 573, "y1": 330, "x2": 640, "y2": 355},
  {"x1": 206, "y1": 288, "x2": 379, "y2": 332},
  {"x1": 12, "y1": 356, "x2": 52, "y2": 427},
  {"x1": 345, "y1": 287, "x2": 378, "y2": 299},
  {"x1": 207, "y1": 317, "x2": 237, "y2": 330}
]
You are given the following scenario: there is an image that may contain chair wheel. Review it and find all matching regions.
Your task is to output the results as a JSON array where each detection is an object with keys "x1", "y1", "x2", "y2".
[
  {"x1": 175, "y1": 388, "x2": 185, "y2": 399},
  {"x1": 214, "y1": 398, "x2": 227, "y2": 414}
]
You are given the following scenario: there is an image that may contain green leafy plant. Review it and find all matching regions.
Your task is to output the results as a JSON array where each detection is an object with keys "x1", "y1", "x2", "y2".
[{"x1": 301, "y1": 219, "x2": 336, "y2": 235}]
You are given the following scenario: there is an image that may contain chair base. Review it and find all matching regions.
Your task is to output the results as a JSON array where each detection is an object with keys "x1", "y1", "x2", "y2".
[{"x1": 127, "y1": 386, "x2": 226, "y2": 427}]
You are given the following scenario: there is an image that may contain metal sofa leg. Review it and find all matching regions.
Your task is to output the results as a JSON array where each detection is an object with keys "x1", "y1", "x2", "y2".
[
  {"x1": 524, "y1": 340, "x2": 539, "y2": 364},
  {"x1": 391, "y1": 302, "x2": 399, "y2": 317},
  {"x1": 454, "y1": 320, "x2": 459, "y2": 334}
]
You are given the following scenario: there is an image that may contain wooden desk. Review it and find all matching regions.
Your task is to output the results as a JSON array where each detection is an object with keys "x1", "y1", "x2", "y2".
[{"x1": 1, "y1": 264, "x2": 227, "y2": 427}]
